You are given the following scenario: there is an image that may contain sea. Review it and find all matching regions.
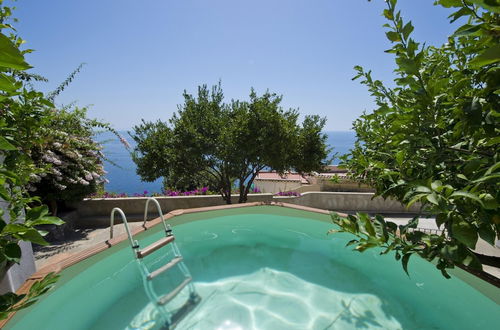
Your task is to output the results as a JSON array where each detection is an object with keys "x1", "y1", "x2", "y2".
[{"x1": 98, "y1": 131, "x2": 356, "y2": 194}]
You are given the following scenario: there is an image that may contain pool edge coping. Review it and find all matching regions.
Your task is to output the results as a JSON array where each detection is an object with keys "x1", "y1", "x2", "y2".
[{"x1": 0, "y1": 202, "x2": 337, "y2": 327}]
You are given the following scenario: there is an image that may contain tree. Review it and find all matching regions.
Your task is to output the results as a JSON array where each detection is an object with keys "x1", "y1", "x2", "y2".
[
  {"x1": 332, "y1": 0, "x2": 499, "y2": 278},
  {"x1": 131, "y1": 84, "x2": 329, "y2": 203}
]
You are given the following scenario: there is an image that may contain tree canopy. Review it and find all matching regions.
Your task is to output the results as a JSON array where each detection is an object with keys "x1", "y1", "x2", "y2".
[
  {"x1": 131, "y1": 84, "x2": 329, "y2": 203},
  {"x1": 333, "y1": 0, "x2": 499, "y2": 278}
]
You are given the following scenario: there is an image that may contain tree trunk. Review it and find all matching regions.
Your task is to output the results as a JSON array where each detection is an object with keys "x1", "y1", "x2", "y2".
[
  {"x1": 238, "y1": 180, "x2": 246, "y2": 203},
  {"x1": 239, "y1": 170, "x2": 259, "y2": 204}
]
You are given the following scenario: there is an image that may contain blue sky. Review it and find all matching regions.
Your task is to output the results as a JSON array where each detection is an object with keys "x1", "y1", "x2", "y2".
[{"x1": 16, "y1": 0, "x2": 458, "y2": 131}]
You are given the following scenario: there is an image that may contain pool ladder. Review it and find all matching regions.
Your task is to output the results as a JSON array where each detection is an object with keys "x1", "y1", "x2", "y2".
[{"x1": 109, "y1": 198, "x2": 200, "y2": 329}]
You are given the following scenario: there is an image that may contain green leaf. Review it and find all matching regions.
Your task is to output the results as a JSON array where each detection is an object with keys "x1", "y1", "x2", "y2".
[
  {"x1": 2, "y1": 223, "x2": 28, "y2": 234},
  {"x1": 426, "y1": 193, "x2": 439, "y2": 206},
  {"x1": 4, "y1": 242, "x2": 21, "y2": 262},
  {"x1": 407, "y1": 193, "x2": 426, "y2": 208},
  {"x1": 431, "y1": 180, "x2": 442, "y2": 191},
  {"x1": 0, "y1": 73, "x2": 21, "y2": 93},
  {"x1": 383, "y1": 9, "x2": 393, "y2": 20},
  {"x1": 452, "y1": 221, "x2": 478, "y2": 248},
  {"x1": 468, "y1": 0, "x2": 500, "y2": 13},
  {"x1": 396, "y1": 57, "x2": 418, "y2": 75},
  {"x1": 436, "y1": 213, "x2": 448, "y2": 228},
  {"x1": 478, "y1": 225, "x2": 496, "y2": 246},
  {"x1": 26, "y1": 206, "x2": 50, "y2": 222},
  {"x1": 450, "y1": 191, "x2": 484, "y2": 206},
  {"x1": 469, "y1": 44, "x2": 500, "y2": 68},
  {"x1": 18, "y1": 228, "x2": 49, "y2": 246},
  {"x1": 386, "y1": 31, "x2": 401, "y2": 42},
  {"x1": 453, "y1": 24, "x2": 482, "y2": 37},
  {"x1": 0, "y1": 34, "x2": 31, "y2": 70},
  {"x1": 402, "y1": 22, "x2": 414, "y2": 40},
  {"x1": 437, "y1": 0, "x2": 463, "y2": 7},
  {"x1": 27, "y1": 217, "x2": 64, "y2": 227},
  {"x1": 402, "y1": 253, "x2": 411, "y2": 276},
  {"x1": 0, "y1": 136, "x2": 16, "y2": 150},
  {"x1": 485, "y1": 161, "x2": 500, "y2": 175},
  {"x1": 360, "y1": 213, "x2": 376, "y2": 236}
]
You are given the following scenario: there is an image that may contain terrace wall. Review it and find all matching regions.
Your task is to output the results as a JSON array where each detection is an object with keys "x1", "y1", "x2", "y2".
[
  {"x1": 69, "y1": 192, "x2": 420, "y2": 227},
  {"x1": 273, "y1": 192, "x2": 421, "y2": 213}
]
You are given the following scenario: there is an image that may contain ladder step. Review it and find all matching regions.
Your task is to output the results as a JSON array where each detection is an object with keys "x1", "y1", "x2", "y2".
[
  {"x1": 137, "y1": 236, "x2": 175, "y2": 259},
  {"x1": 157, "y1": 277, "x2": 192, "y2": 306},
  {"x1": 147, "y1": 256, "x2": 183, "y2": 280}
]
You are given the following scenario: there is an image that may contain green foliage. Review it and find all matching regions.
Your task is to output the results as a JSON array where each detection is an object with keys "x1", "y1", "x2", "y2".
[
  {"x1": 131, "y1": 83, "x2": 329, "y2": 203},
  {"x1": 0, "y1": 1, "x2": 60, "y2": 318},
  {"x1": 0, "y1": 272, "x2": 59, "y2": 320},
  {"x1": 335, "y1": 0, "x2": 499, "y2": 277}
]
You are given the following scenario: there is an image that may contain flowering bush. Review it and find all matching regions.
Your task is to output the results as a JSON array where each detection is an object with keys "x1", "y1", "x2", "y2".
[
  {"x1": 27, "y1": 107, "x2": 119, "y2": 213},
  {"x1": 275, "y1": 191, "x2": 301, "y2": 197},
  {"x1": 89, "y1": 187, "x2": 212, "y2": 198},
  {"x1": 162, "y1": 186, "x2": 209, "y2": 196}
]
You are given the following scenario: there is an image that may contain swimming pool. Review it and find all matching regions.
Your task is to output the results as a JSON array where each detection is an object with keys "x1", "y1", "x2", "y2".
[{"x1": 6, "y1": 205, "x2": 500, "y2": 329}]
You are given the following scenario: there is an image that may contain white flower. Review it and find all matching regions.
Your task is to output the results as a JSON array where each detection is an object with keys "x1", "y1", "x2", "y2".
[
  {"x1": 29, "y1": 173, "x2": 41, "y2": 183},
  {"x1": 42, "y1": 153, "x2": 62, "y2": 165},
  {"x1": 84, "y1": 171, "x2": 93, "y2": 181},
  {"x1": 79, "y1": 178, "x2": 89, "y2": 186},
  {"x1": 55, "y1": 183, "x2": 67, "y2": 190},
  {"x1": 27, "y1": 184, "x2": 37, "y2": 192},
  {"x1": 51, "y1": 168, "x2": 62, "y2": 176}
]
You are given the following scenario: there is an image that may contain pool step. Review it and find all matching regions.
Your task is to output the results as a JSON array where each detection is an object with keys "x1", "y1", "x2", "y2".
[
  {"x1": 158, "y1": 277, "x2": 192, "y2": 306},
  {"x1": 147, "y1": 256, "x2": 183, "y2": 280},
  {"x1": 137, "y1": 236, "x2": 175, "y2": 258}
]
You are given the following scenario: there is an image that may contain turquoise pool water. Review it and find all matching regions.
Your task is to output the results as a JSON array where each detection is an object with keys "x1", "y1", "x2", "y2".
[{"x1": 7, "y1": 206, "x2": 500, "y2": 329}]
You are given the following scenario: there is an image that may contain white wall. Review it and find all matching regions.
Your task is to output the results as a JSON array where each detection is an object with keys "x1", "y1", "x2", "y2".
[{"x1": 254, "y1": 179, "x2": 303, "y2": 193}]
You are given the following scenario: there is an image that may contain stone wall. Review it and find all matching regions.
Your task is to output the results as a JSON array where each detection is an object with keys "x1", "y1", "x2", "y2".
[
  {"x1": 253, "y1": 179, "x2": 303, "y2": 194},
  {"x1": 68, "y1": 192, "x2": 420, "y2": 228},
  {"x1": 68, "y1": 194, "x2": 274, "y2": 226},
  {"x1": 274, "y1": 192, "x2": 421, "y2": 213}
]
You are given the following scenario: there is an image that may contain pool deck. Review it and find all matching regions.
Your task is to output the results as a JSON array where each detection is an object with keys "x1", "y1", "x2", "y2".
[{"x1": 34, "y1": 213, "x2": 500, "y2": 279}]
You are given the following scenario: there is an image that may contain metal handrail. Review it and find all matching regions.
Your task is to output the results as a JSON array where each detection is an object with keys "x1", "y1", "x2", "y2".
[
  {"x1": 143, "y1": 197, "x2": 169, "y2": 233},
  {"x1": 109, "y1": 207, "x2": 136, "y2": 248}
]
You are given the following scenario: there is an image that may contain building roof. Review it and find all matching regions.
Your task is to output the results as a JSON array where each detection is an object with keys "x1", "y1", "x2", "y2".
[
  {"x1": 322, "y1": 165, "x2": 347, "y2": 173},
  {"x1": 255, "y1": 172, "x2": 309, "y2": 184}
]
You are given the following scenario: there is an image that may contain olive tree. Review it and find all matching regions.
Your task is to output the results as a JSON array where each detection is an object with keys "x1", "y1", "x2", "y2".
[
  {"x1": 131, "y1": 84, "x2": 329, "y2": 203},
  {"x1": 332, "y1": 0, "x2": 499, "y2": 278}
]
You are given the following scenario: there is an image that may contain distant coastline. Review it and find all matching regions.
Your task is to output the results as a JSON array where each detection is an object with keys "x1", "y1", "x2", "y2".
[{"x1": 99, "y1": 130, "x2": 356, "y2": 194}]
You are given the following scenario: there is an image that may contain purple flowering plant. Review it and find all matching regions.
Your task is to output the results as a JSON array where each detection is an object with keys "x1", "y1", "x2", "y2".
[{"x1": 274, "y1": 191, "x2": 301, "y2": 197}]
